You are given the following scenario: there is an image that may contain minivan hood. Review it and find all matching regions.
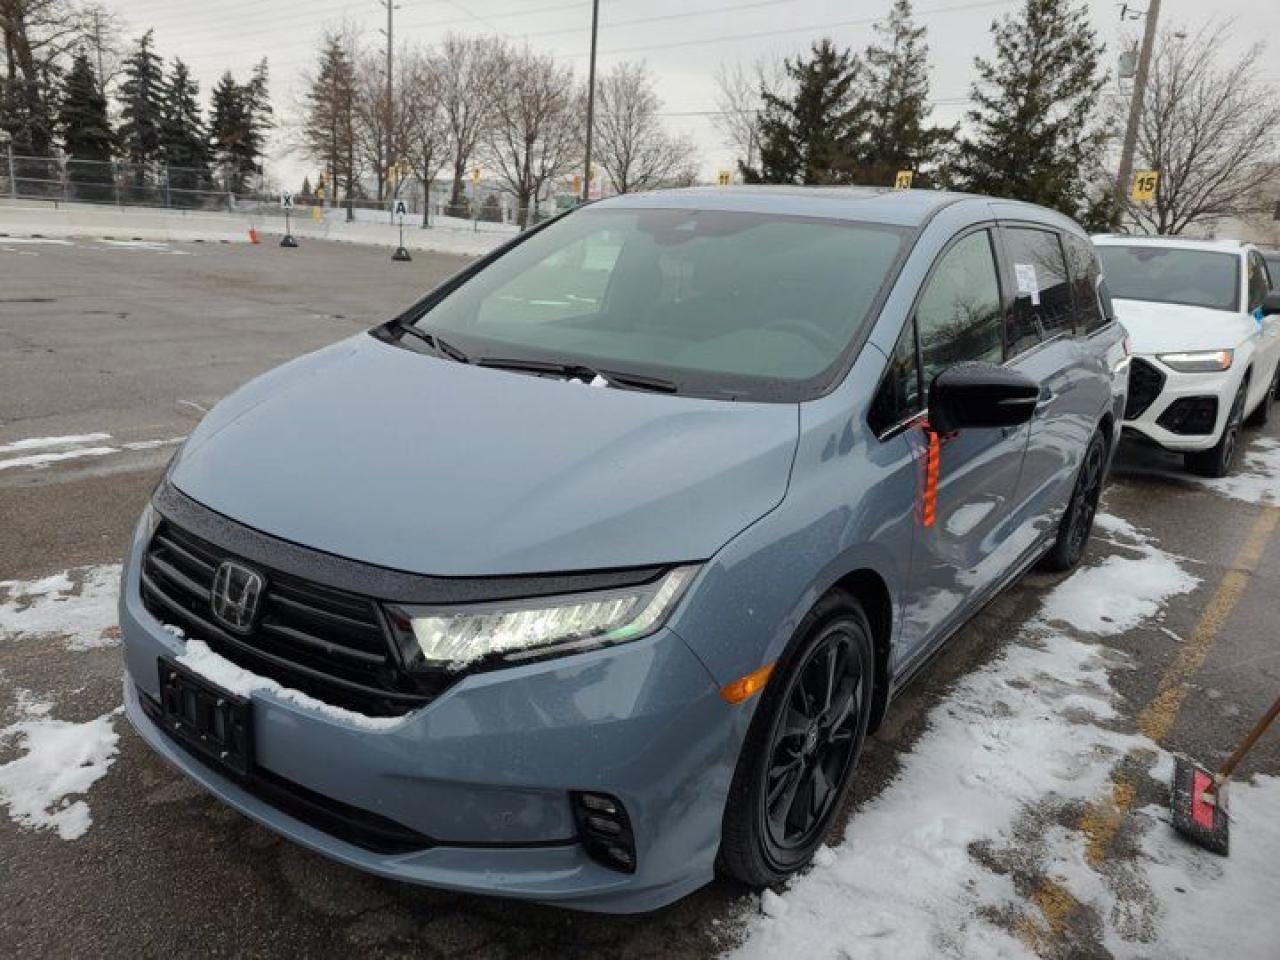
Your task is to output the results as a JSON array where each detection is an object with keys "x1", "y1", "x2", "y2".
[
  {"x1": 1112, "y1": 298, "x2": 1256, "y2": 355},
  {"x1": 171, "y1": 335, "x2": 800, "y2": 576}
]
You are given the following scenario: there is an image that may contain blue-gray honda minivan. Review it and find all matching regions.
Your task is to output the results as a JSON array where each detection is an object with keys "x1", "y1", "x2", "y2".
[{"x1": 121, "y1": 187, "x2": 1128, "y2": 913}]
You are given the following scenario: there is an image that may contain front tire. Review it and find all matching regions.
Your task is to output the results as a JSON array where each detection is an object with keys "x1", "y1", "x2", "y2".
[
  {"x1": 1245, "y1": 364, "x2": 1277, "y2": 427},
  {"x1": 1042, "y1": 428, "x2": 1107, "y2": 572},
  {"x1": 1186, "y1": 381, "x2": 1247, "y2": 478},
  {"x1": 718, "y1": 591, "x2": 874, "y2": 888}
]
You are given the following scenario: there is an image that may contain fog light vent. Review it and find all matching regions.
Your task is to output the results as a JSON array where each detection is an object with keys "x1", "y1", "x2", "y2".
[
  {"x1": 1157, "y1": 396, "x2": 1218, "y2": 435},
  {"x1": 571, "y1": 791, "x2": 636, "y2": 873}
]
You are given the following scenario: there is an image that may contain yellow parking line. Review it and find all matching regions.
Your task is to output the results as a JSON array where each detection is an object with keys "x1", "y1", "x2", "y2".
[{"x1": 1022, "y1": 504, "x2": 1280, "y2": 946}]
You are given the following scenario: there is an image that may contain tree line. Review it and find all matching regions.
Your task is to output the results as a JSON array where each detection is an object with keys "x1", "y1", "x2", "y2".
[
  {"x1": 298, "y1": 28, "x2": 698, "y2": 225},
  {"x1": 717, "y1": 0, "x2": 1279, "y2": 234},
  {"x1": 2, "y1": 1, "x2": 272, "y2": 201}
]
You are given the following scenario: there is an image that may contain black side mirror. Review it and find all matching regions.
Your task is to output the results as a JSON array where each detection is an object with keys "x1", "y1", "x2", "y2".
[
  {"x1": 1261, "y1": 292, "x2": 1280, "y2": 317},
  {"x1": 928, "y1": 362, "x2": 1040, "y2": 434}
]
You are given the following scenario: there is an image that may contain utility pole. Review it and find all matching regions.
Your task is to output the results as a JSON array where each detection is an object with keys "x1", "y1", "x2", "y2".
[
  {"x1": 581, "y1": 0, "x2": 599, "y2": 202},
  {"x1": 1114, "y1": 0, "x2": 1161, "y2": 211},
  {"x1": 379, "y1": 0, "x2": 399, "y2": 205}
]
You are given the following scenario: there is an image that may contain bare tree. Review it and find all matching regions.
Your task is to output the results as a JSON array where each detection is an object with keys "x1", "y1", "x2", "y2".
[
  {"x1": 1, "y1": 0, "x2": 91, "y2": 153},
  {"x1": 402, "y1": 44, "x2": 450, "y2": 226},
  {"x1": 1129, "y1": 22, "x2": 1280, "y2": 235},
  {"x1": 485, "y1": 43, "x2": 581, "y2": 226},
  {"x1": 438, "y1": 33, "x2": 500, "y2": 214},
  {"x1": 353, "y1": 48, "x2": 408, "y2": 203},
  {"x1": 712, "y1": 58, "x2": 784, "y2": 174},
  {"x1": 593, "y1": 61, "x2": 697, "y2": 194}
]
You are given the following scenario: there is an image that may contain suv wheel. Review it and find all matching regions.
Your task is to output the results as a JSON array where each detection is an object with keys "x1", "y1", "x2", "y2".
[
  {"x1": 718, "y1": 591, "x2": 874, "y2": 888},
  {"x1": 1042, "y1": 428, "x2": 1107, "y2": 572},
  {"x1": 1245, "y1": 365, "x2": 1277, "y2": 427},
  {"x1": 1186, "y1": 382, "x2": 1247, "y2": 478}
]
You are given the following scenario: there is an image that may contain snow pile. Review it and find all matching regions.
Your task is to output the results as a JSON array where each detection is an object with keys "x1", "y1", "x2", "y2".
[
  {"x1": 0, "y1": 701, "x2": 121, "y2": 840},
  {"x1": 729, "y1": 516, "x2": 1204, "y2": 960},
  {"x1": 0, "y1": 565, "x2": 121, "y2": 650},
  {"x1": 176, "y1": 637, "x2": 401, "y2": 731},
  {"x1": 1194, "y1": 436, "x2": 1280, "y2": 506}
]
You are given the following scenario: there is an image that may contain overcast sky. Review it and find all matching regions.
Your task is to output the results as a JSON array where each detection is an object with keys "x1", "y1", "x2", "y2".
[{"x1": 103, "y1": 0, "x2": 1280, "y2": 187}]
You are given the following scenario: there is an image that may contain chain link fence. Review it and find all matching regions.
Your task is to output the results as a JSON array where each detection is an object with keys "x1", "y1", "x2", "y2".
[{"x1": 0, "y1": 152, "x2": 559, "y2": 230}]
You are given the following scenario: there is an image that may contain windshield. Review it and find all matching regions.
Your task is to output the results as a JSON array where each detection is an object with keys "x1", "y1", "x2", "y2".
[
  {"x1": 408, "y1": 207, "x2": 911, "y2": 401},
  {"x1": 1264, "y1": 254, "x2": 1280, "y2": 289},
  {"x1": 1096, "y1": 244, "x2": 1240, "y2": 312}
]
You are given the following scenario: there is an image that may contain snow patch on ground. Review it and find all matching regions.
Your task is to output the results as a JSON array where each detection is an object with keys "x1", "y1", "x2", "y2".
[
  {"x1": 0, "y1": 565, "x2": 121, "y2": 650},
  {"x1": 176, "y1": 638, "x2": 401, "y2": 731},
  {"x1": 96, "y1": 239, "x2": 190, "y2": 255},
  {"x1": 729, "y1": 516, "x2": 1204, "y2": 960},
  {"x1": 0, "y1": 445, "x2": 119, "y2": 471},
  {"x1": 1194, "y1": 436, "x2": 1280, "y2": 506},
  {"x1": 0, "y1": 433, "x2": 112, "y2": 454},
  {"x1": 0, "y1": 698, "x2": 121, "y2": 840}
]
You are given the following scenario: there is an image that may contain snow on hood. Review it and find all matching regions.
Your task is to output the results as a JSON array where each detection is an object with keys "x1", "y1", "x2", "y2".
[
  {"x1": 171, "y1": 335, "x2": 800, "y2": 576},
  {"x1": 1111, "y1": 299, "x2": 1257, "y2": 355}
]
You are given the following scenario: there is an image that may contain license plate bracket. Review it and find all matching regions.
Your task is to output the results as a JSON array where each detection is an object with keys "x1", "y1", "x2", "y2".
[{"x1": 157, "y1": 657, "x2": 254, "y2": 777}]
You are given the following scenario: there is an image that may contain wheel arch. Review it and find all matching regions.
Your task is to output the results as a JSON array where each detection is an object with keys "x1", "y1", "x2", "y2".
[{"x1": 828, "y1": 567, "x2": 894, "y2": 733}]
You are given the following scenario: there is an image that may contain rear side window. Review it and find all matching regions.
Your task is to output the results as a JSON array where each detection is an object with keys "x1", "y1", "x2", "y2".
[
  {"x1": 869, "y1": 229, "x2": 1003, "y2": 434},
  {"x1": 1064, "y1": 234, "x2": 1108, "y2": 333},
  {"x1": 1247, "y1": 252, "x2": 1270, "y2": 312},
  {"x1": 1004, "y1": 227, "x2": 1074, "y2": 354}
]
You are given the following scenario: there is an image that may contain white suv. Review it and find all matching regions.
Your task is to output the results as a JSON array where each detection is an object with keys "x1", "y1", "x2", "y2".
[{"x1": 1093, "y1": 236, "x2": 1280, "y2": 477}]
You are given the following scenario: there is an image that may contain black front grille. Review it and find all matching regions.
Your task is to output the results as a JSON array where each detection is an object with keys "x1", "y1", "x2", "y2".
[
  {"x1": 1125, "y1": 358, "x2": 1165, "y2": 420},
  {"x1": 141, "y1": 520, "x2": 437, "y2": 717}
]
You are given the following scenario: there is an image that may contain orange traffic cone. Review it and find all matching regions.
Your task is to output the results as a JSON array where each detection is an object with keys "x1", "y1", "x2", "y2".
[{"x1": 248, "y1": 227, "x2": 259, "y2": 244}]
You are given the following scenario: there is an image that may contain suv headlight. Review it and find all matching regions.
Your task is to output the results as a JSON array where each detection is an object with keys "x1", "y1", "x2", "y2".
[
  {"x1": 1158, "y1": 350, "x2": 1233, "y2": 372},
  {"x1": 387, "y1": 565, "x2": 700, "y2": 672}
]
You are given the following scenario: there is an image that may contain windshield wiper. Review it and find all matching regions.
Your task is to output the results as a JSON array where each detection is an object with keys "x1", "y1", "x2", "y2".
[
  {"x1": 394, "y1": 322, "x2": 470, "y2": 363},
  {"x1": 477, "y1": 357, "x2": 678, "y2": 394}
]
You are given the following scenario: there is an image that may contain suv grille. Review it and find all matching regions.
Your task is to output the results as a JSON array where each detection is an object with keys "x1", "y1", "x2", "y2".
[
  {"x1": 1125, "y1": 358, "x2": 1165, "y2": 420},
  {"x1": 141, "y1": 521, "x2": 436, "y2": 717}
]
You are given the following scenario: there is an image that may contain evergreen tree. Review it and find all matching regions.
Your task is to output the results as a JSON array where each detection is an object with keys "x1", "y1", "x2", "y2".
[
  {"x1": 951, "y1": 0, "x2": 1109, "y2": 218},
  {"x1": 209, "y1": 71, "x2": 250, "y2": 193},
  {"x1": 301, "y1": 35, "x2": 357, "y2": 220},
  {"x1": 58, "y1": 52, "x2": 113, "y2": 164},
  {"x1": 858, "y1": 0, "x2": 952, "y2": 187},
  {"x1": 116, "y1": 30, "x2": 165, "y2": 172},
  {"x1": 299, "y1": 176, "x2": 313, "y2": 199},
  {"x1": 57, "y1": 51, "x2": 114, "y2": 201},
  {"x1": 160, "y1": 59, "x2": 211, "y2": 201},
  {"x1": 743, "y1": 39, "x2": 865, "y2": 185},
  {"x1": 243, "y1": 58, "x2": 273, "y2": 172}
]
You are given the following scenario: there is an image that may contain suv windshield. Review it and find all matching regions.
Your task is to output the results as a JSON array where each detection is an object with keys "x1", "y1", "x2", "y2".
[
  {"x1": 1096, "y1": 244, "x2": 1240, "y2": 312},
  {"x1": 408, "y1": 207, "x2": 911, "y2": 401}
]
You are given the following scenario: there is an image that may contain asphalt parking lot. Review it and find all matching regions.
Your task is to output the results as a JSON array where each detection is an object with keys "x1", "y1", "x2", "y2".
[{"x1": 2, "y1": 239, "x2": 1278, "y2": 958}]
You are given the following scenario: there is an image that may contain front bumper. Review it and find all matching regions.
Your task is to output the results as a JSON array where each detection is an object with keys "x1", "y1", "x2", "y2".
[
  {"x1": 1123, "y1": 356, "x2": 1241, "y2": 452},
  {"x1": 119, "y1": 521, "x2": 740, "y2": 913}
]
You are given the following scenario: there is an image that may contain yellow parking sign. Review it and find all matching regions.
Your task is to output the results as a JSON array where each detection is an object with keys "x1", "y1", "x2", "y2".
[
  {"x1": 894, "y1": 170, "x2": 914, "y2": 190},
  {"x1": 717, "y1": 170, "x2": 732, "y2": 186},
  {"x1": 1132, "y1": 170, "x2": 1159, "y2": 202}
]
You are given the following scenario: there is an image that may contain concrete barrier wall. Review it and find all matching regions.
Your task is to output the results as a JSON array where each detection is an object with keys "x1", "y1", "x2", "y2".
[{"x1": 0, "y1": 199, "x2": 515, "y2": 258}]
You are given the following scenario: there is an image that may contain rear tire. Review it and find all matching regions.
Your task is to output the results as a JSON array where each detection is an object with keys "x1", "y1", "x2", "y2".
[
  {"x1": 1041, "y1": 428, "x2": 1107, "y2": 572},
  {"x1": 717, "y1": 591, "x2": 875, "y2": 888},
  {"x1": 1186, "y1": 382, "x2": 1247, "y2": 478}
]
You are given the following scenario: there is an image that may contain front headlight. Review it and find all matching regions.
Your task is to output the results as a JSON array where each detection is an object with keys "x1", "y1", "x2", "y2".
[
  {"x1": 1158, "y1": 349, "x2": 1233, "y2": 373},
  {"x1": 387, "y1": 566, "x2": 700, "y2": 672}
]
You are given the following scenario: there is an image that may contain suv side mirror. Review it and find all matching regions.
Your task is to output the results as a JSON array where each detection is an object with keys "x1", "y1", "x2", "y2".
[
  {"x1": 928, "y1": 362, "x2": 1040, "y2": 434},
  {"x1": 1261, "y1": 292, "x2": 1280, "y2": 317}
]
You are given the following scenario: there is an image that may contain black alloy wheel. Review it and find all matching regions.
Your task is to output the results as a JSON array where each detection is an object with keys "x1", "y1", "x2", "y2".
[
  {"x1": 718, "y1": 592, "x2": 874, "y2": 887},
  {"x1": 1043, "y1": 429, "x2": 1108, "y2": 572}
]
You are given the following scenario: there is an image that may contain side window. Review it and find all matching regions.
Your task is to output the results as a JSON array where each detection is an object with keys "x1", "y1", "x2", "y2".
[
  {"x1": 1064, "y1": 234, "x2": 1107, "y2": 334},
  {"x1": 1004, "y1": 227, "x2": 1075, "y2": 355},
  {"x1": 916, "y1": 230, "x2": 1004, "y2": 388},
  {"x1": 1247, "y1": 252, "x2": 1270, "y2": 312},
  {"x1": 869, "y1": 321, "x2": 921, "y2": 434}
]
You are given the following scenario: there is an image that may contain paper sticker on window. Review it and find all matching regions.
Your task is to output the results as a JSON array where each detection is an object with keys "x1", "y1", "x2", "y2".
[{"x1": 1014, "y1": 263, "x2": 1040, "y2": 306}]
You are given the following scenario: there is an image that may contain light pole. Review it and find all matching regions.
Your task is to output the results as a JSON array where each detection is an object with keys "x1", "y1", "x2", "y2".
[
  {"x1": 1114, "y1": 0, "x2": 1161, "y2": 214},
  {"x1": 380, "y1": 0, "x2": 401, "y2": 212},
  {"x1": 581, "y1": 0, "x2": 599, "y2": 202}
]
